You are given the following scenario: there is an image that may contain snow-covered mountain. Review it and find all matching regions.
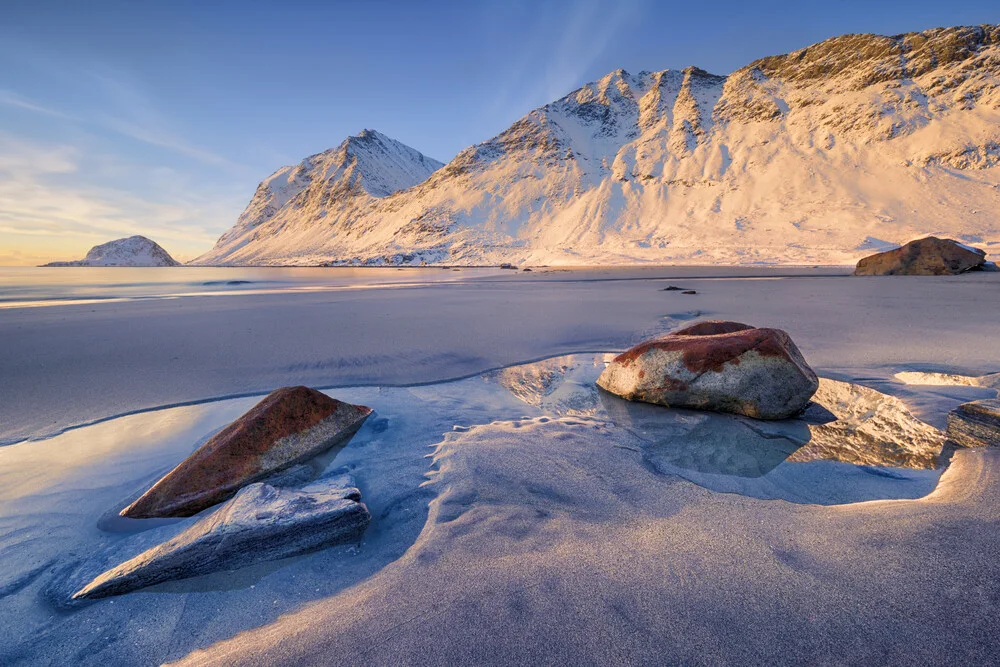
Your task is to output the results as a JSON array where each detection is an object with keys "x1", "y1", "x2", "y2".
[
  {"x1": 200, "y1": 130, "x2": 443, "y2": 264},
  {"x1": 44, "y1": 236, "x2": 181, "y2": 267},
  {"x1": 198, "y1": 24, "x2": 1000, "y2": 266}
]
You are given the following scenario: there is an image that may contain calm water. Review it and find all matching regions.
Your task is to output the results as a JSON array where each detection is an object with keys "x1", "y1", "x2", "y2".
[
  {"x1": 0, "y1": 265, "x2": 851, "y2": 308},
  {"x1": 0, "y1": 266, "x2": 485, "y2": 308}
]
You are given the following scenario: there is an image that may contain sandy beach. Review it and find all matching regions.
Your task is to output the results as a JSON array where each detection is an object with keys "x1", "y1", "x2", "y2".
[
  {"x1": 3, "y1": 266, "x2": 997, "y2": 445},
  {"x1": 1, "y1": 266, "x2": 999, "y2": 665}
]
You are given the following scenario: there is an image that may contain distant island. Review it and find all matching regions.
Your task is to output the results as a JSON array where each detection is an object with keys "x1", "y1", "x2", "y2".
[{"x1": 42, "y1": 235, "x2": 180, "y2": 267}]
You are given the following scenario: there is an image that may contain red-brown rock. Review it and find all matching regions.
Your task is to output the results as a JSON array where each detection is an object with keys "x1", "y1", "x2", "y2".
[
  {"x1": 597, "y1": 321, "x2": 818, "y2": 420},
  {"x1": 853, "y1": 237, "x2": 986, "y2": 275},
  {"x1": 121, "y1": 386, "x2": 372, "y2": 518}
]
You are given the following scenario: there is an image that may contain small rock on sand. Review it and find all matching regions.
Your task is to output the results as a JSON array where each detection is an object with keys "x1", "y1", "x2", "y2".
[
  {"x1": 121, "y1": 386, "x2": 371, "y2": 519},
  {"x1": 597, "y1": 320, "x2": 818, "y2": 420},
  {"x1": 682, "y1": 290, "x2": 697, "y2": 295}
]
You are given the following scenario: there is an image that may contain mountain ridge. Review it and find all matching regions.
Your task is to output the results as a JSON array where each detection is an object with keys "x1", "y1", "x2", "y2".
[{"x1": 196, "y1": 24, "x2": 1000, "y2": 266}]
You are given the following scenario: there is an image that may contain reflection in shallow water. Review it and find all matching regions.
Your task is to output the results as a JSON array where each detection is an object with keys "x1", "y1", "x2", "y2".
[
  {"x1": 492, "y1": 355, "x2": 603, "y2": 416},
  {"x1": 485, "y1": 354, "x2": 947, "y2": 505},
  {"x1": 599, "y1": 392, "x2": 802, "y2": 478}
]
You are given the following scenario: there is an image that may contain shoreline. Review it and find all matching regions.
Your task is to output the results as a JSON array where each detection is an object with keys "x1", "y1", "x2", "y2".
[{"x1": 3, "y1": 269, "x2": 998, "y2": 445}]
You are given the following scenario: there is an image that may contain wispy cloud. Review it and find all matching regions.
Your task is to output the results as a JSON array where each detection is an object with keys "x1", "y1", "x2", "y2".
[
  {"x1": 488, "y1": 0, "x2": 646, "y2": 122},
  {"x1": 84, "y1": 68, "x2": 242, "y2": 170},
  {"x1": 0, "y1": 89, "x2": 76, "y2": 119},
  {"x1": 0, "y1": 55, "x2": 242, "y2": 171},
  {"x1": 102, "y1": 117, "x2": 238, "y2": 168}
]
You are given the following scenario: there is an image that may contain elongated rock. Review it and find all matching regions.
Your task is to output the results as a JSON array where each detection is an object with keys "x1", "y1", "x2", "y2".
[
  {"x1": 75, "y1": 480, "x2": 370, "y2": 600},
  {"x1": 597, "y1": 321, "x2": 818, "y2": 420},
  {"x1": 121, "y1": 386, "x2": 371, "y2": 518},
  {"x1": 947, "y1": 399, "x2": 1000, "y2": 448}
]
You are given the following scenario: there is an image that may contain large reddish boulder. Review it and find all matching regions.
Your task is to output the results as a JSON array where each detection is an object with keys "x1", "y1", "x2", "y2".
[
  {"x1": 121, "y1": 386, "x2": 371, "y2": 518},
  {"x1": 853, "y1": 237, "x2": 987, "y2": 275},
  {"x1": 597, "y1": 321, "x2": 818, "y2": 420}
]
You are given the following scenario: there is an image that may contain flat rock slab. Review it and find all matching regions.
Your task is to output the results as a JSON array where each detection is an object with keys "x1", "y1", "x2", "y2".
[
  {"x1": 853, "y1": 236, "x2": 986, "y2": 275},
  {"x1": 75, "y1": 479, "x2": 370, "y2": 600},
  {"x1": 948, "y1": 399, "x2": 1000, "y2": 448},
  {"x1": 791, "y1": 379, "x2": 945, "y2": 469},
  {"x1": 597, "y1": 320, "x2": 818, "y2": 420},
  {"x1": 122, "y1": 386, "x2": 371, "y2": 518}
]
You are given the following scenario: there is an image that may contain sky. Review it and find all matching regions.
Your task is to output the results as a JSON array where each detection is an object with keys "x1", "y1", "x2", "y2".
[{"x1": 1, "y1": 0, "x2": 998, "y2": 265}]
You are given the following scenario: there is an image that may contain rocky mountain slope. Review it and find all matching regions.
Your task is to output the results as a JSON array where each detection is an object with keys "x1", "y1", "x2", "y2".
[
  {"x1": 197, "y1": 24, "x2": 1000, "y2": 266},
  {"x1": 44, "y1": 236, "x2": 181, "y2": 267},
  {"x1": 201, "y1": 130, "x2": 443, "y2": 264}
]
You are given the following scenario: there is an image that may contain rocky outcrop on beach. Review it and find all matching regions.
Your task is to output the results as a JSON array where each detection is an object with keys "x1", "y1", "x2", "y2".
[
  {"x1": 75, "y1": 477, "x2": 370, "y2": 599},
  {"x1": 597, "y1": 321, "x2": 818, "y2": 420},
  {"x1": 947, "y1": 399, "x2": 1000, "y2": 448},
  {"x1": 853, "y1": 237, "x2": 987, "y2": 275},
  {"x1": 121, "y1": 386, "x2": 372, "y2": 518},
  {"x1": 42, "y1": 235, "x2": 181, "y2": 267}
]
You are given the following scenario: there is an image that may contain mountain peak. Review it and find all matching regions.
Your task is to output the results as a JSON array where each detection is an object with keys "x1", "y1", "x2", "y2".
[{"x1": 200, "y1": 131, "x2": 443, "y2": 260}]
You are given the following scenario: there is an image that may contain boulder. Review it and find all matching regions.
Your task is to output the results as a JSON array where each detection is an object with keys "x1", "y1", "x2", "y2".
[
  {"x1": 121, "y1": 386, "x2": 371, "y2": 518},
  {"x1": 597, "y1": 321, "x2": 818, "y2": 420},
  {"x1": 947, "y1": 399, "x2": 1000, "y2": 448},
  {"x1": 75, "y1": 479, "x2": 370, "y2": 600},
  {"x1": 853, "y1": 237, "x2": 987, "y2": 275}
]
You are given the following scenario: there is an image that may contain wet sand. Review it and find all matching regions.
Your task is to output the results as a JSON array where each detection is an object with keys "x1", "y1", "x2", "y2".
[{"x1": 2, "y1": 267, "x2": 998, "y2": 445}]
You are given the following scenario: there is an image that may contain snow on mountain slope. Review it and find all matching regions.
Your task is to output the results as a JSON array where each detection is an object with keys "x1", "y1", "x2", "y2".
[
  {"x1": 199, "y1": 24, "x2": 1000, "y2": 266},
  {"x1": 199, "y1": 130, "x2": 444, "y2": 263},
  {"x1": 43, "y1": 236, "x2": 181, "y2": 267}
]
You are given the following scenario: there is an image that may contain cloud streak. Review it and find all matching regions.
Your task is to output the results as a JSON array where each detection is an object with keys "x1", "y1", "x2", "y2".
[{"x1": 0, "y1": 89, "x2": 76, "y2": 119}]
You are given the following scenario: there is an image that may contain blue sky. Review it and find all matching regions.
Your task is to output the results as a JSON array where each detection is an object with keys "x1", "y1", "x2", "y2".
[{"x1": 2, "y1": 0, "x2": 998, "y2": 264}]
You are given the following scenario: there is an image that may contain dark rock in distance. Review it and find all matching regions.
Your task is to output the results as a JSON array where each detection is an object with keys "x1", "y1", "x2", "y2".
[
  {"x1": 121, "y1": 386, "x2": 371, "y2": 518},
  {"x1": 681, "y1": 290, "x2": 697, "y2": 295},
  {"x1": 661, "y1": 286, "x2": 683, "y2": 291},
  {"x1": 853, "y1": 237, "x2": 987, "y2": 275},
  {"x1": 597, "y1": 320, "x2": 819, "y2": 420},
  {"x1": 75, "y1": 479, "x2": 370, "y2": 600},
  {"x1": 947, "y1": 399, "x2": 1000, "y2": 448}
]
